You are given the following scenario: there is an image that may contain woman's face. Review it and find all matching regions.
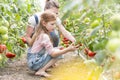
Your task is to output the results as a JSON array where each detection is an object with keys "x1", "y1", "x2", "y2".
[
  {"x1": 44, "y1": 20, "x2": 56, "y2": 32},
  {"x1": 47, "y1": 7, "x2": 59, "y2": 17}
]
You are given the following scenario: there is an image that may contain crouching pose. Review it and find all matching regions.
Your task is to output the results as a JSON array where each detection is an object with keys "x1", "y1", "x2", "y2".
[{"x1": 26, "y1": 11, "x2": 78, "y2": 77}]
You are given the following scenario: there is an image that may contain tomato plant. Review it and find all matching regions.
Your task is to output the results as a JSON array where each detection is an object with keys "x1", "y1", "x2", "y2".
[
  {"x1": 0, "y1": 0, "x2": 41, "y2": 67},
  {"x1": 0, "y1": 0, "x2": 120, "y2": 79}
]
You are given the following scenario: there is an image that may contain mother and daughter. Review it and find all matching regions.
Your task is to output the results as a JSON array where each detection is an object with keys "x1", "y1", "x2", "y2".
[{"x1": 25, "y1": 0, "x2": 78, "y2": 77}]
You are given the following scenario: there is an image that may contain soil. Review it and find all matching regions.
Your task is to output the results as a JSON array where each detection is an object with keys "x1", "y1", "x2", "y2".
[{"x1": 0, "y1": 52, "x2": 77, "y2": 80}]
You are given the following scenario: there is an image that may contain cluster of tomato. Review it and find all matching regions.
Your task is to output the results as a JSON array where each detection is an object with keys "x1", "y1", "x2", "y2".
[
  {"x1": 61, "y1": 37, "x2": 83, "y2": 50},
  {"x1": 62, "y1": 37, "x2": 72, "y2": 47},
  {"x1": 0, "y1": 44, "x2": 16, "y2": 58},
  {"x1": 84, "y1": 48, "x2": 96, "y2": 57},
  {"x1": 16, "y1": 37, "x2": 27, "y2": 48}
]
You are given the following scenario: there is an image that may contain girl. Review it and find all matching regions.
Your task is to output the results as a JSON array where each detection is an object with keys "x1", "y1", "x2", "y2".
[
  {"x1": 26, "y1": 0, "x2": 76, "y2": 47},
  {"x1": 27, "y1": 11, "x2": 78, "y2": 77}
]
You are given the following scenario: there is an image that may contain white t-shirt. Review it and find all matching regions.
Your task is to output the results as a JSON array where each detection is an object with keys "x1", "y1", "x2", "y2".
[{"x1": 28, "y1": 12, "x2": 61, "y2": 28}]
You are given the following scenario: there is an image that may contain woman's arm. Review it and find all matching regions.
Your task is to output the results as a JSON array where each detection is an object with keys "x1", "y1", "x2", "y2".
[
  {"x1": 25, "y1": 25, "x2": 34, "y2": 38},
  {"x1": 57, "y1": 24, "x2": 76, "y2": 43},
  {"x1": 56, "y1": 18, "x2": 76, "y2": 43},
  {"x1": 26, "y1": 32, "x2": 37, "y2": 47},
  {"x1": 25, "y1": 15, "x2": 36, "y2": 38}
]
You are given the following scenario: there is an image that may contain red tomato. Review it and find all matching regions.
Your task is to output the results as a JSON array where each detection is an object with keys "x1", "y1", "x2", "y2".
[
  {"x1": 79, "y1": 43, "x2": 83, "y2": 46},
  {"x1": 88, "y1": 51, "x2": 96, "y2": 57},
  {"x1": 63, "y1": 38, "x2": 69, "y2": 41},
  {"x1": 59, "y1": 47, "x2": 64, "y2": 50},
  {"x1": 21, "y1": 37, "x2": 27, "y2": 43},
  {"x1": 65, "y1": 44, "x2": 69, "y2": 47},
  {"x1": 0, "y1": 44, "x2": 7, "y2": 53},
  {"x1": 6, "y1": 52, "x2": 16, "y2": 58},
  {"x1": 77, "y1": 43, "x2": 83, "y2": 47},
  {"x1": 63, "y1": 41, "x2": 69, "y2": 44}
]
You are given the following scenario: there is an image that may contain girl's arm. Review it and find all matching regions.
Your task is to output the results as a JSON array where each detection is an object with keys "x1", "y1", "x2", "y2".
[
  {"x1": 43, "y1": 33, "x2": 78, "y2": 58},
  {"x1": 50, "y1": 44, "x2": 78, "y2": 57}
]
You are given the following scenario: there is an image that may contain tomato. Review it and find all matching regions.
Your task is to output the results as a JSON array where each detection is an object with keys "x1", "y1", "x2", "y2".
[
  {"x1": 106, "y1": 38, "x2": 120, "y2": 52},
  {"x1": 63, "y1": 41, "x2": 69, "y2": 44},
  {"x1": 1, "y1": 34, "x2": 8, "y2": 41},
  {"x1": 88, "y1": 51, "x2": 96, "y2": 57},
  {"x1": 0, "y1": 26, "x2": 8, "y2": 34},
  {"x1": 75, "y1": 42, "x2": 83, "y2": 48},
  {"x1": 65, "y1": 44, "x2": 69, "y2": 47},
  {"x1": 84, "y1": 48, "x2": 96, "y2": 57},
  {"x1": 6, "y1": 52, "x2": 16, "y2": 58},
  {"x1": 75, "y1": 44, "x2": 82, "y2": 48},
  {"x1": 0, "y1": 44, "x2": 7, "y2": 53},
  {"x1": 2, "y1": 20, "x2": 9, "y2": 27},
  {"x1": 91, "y1": 20, "x2": 100, "y2": 28},
  {"x1": 21, "y1": 37, "x2": 27, "y2": 43},
  {"x1": 110, "y1": 14, "x2": 120, "y2": 31},
  {"x1": 83, "y1": 17, "x2": 90, "y2": 23},
  {"x1": 59, "y1": 47, "x2": 64, "y2": 50},
  {"x1": 63, "y1": 38, "x2": 69, "y2": 41}
]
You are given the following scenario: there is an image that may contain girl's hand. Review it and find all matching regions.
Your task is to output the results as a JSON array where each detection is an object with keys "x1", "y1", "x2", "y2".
[{"x1": 67, "y1": 43, "x2": 78, "y2": 51}]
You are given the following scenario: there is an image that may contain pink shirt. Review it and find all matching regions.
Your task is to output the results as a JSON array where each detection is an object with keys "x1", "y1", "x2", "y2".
[{"x1": 30, "y1": 32, "x2": 55, "y2": 54}]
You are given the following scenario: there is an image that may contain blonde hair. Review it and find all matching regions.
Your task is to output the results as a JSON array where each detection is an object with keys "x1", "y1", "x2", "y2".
[{"x1": 44, "y1": 0, "x2": 59, "y2": 10}]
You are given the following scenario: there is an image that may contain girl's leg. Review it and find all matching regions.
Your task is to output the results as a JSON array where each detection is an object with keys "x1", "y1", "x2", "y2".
[{"x1": 35, "y1": 58, "x2": 58, "y2": 77}]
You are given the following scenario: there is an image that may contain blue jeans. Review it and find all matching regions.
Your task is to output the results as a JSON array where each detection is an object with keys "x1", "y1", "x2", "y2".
[
  {"x1": 27, "y1": 48, "x2": 53, "y2": 71},
  {"x1": 50, "y1": 30, "x2": 60, "y2": 47},
  {"x1": 27, "y1": 48, "x2": 61, "y2": 71}
]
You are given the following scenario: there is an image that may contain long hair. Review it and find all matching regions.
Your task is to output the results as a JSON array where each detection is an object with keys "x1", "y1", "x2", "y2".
[
  {"x1": 44, "y1": 0, "x2": 59, "y2": 10},
  {"x1": 35, "y1": 11, "x2": 56, "y2": 43}
]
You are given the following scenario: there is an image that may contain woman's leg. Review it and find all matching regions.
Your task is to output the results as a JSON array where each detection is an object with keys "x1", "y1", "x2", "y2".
[{"x1": 35, "y1": 58, "x2": 58, "y2": 77}]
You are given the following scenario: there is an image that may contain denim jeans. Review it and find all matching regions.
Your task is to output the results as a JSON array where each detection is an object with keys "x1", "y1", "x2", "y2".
[{"x1": 50, "y1": 30, "x2": 60, "y2": 47}]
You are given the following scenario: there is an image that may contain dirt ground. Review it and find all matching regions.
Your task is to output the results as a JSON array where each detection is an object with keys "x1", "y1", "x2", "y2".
[{"x1": 0, "y1": 52, "x2": 77, "y2": 80}]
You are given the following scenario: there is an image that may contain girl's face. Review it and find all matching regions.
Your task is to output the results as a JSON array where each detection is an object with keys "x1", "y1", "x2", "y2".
[{"x1": 44, "y1": 20, "x2": 56, "y2": 32}]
